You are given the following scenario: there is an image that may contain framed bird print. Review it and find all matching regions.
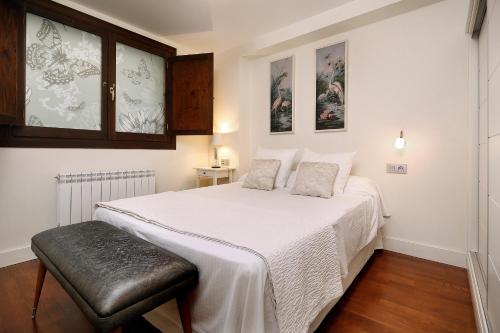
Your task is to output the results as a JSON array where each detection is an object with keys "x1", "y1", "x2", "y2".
[
  {"x1": 270, "y1": 56, "x2": 293, "y2": 134},
  {"x1": 315, "y1": 41, "x2": 347, "y2": 132}
]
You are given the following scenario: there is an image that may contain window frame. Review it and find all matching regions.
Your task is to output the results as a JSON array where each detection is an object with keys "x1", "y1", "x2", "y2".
[{"x1": 1, "y1": 0, "x2": 176, "y2": 149}]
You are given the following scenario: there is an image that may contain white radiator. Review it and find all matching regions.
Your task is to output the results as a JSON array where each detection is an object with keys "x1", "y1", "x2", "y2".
[{"x1": 56, "y1": 170, "x2": 156, "y2": 226}]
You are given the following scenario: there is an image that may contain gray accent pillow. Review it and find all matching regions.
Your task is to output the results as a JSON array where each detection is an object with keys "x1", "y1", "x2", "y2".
[
  {"x1": 290, "y1": 162, "x2": 339, "y2": 199},
  {"x1": 242, "y1": 159, "x2": 281, "y2": 191}
]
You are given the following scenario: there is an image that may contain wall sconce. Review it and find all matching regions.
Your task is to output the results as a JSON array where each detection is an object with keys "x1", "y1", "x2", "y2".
[
  {"x1": 395, "y1": 130, "x2": 406, "y2": 149},
  {"x1": 212, "y1": 132, "x2": 223, "y2": 168}
]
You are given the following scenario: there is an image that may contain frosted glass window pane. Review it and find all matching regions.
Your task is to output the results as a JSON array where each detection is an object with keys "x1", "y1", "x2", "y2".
[
  {"x1": 25, "y1": 13, "x2": 102, "y2": 130},
  {"x1": 115, "y1": 43, "x2": 165, "y2": 134}
]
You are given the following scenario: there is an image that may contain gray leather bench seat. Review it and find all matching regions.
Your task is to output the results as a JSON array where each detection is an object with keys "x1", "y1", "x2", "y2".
[{"x1": 31, "y1": 221, "x2": 198, "y2": 333}]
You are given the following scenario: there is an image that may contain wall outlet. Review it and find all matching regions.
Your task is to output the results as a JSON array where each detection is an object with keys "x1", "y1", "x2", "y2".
[
  {"x1": 220, "y1": 158, "x2": 230, "y2": 167},
  {"x1": 386, "y1": 163, "x2": 407, "y2": 174}
]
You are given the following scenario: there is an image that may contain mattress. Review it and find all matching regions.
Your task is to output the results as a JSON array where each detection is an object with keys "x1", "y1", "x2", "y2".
[{"x1": 94, "y1": 176, "x2": 386, "y2": 333}]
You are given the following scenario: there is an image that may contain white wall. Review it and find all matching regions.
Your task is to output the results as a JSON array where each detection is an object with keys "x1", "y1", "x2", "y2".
[
  {"x1": 215, "y1": 0, "x2": 471, "y2": 266},
  {"x1": 484, "y1": 0, "x2": 500, "y2": 329},
  {"x1": 0, "y1": 140, "x2": 209, "y2": 267},
  {"x1": 0, "y1": 1, "x2": 210, "y2": 268},
  {"x1": 213, "y1": 47, "x2": 252, "y2": 171}
]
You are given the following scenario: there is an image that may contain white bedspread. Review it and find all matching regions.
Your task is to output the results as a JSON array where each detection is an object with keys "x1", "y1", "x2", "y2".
[{"x1": 95, "y1": 176, "x2": 386, "y2": 333}]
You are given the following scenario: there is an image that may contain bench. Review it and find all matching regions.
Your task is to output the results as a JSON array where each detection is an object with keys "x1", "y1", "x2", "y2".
[{"x1": 31, "y1": 221, "x2": 198, "y2": 333}]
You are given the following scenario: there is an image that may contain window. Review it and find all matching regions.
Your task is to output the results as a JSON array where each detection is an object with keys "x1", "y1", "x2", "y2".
[
  {"x1": 115, "y1": 43, "x2": 165, "y2": 135},
  {"x1": 25, "y1": 13, "x2": 103, "y2": 131},
  {"x1": 0, "y1": 0, "x2": 213, "y2": 149}
]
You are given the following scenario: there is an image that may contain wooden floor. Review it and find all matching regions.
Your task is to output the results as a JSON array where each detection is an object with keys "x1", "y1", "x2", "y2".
[
  {"x1": 0, "y1": 250, "x2": 476, "y2": 333},
  {"x1": 316, "y1": 251, "x2": 476, "y2": 333}
]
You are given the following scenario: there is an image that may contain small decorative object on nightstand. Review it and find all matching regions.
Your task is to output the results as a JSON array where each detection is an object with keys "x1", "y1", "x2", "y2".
[{"x1": 194, "y1": 167, "x2": 236, "y2": 187}]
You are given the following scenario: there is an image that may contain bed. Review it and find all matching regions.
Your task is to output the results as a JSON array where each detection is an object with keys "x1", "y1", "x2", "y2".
[{"x1": 94, "y1": 175, "x2": 387, "y2": 333}]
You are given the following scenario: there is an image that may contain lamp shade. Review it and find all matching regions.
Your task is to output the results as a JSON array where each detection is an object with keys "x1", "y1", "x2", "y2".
[{"x1": 212, "y1": 132, "x2": 223, "y2": 146}]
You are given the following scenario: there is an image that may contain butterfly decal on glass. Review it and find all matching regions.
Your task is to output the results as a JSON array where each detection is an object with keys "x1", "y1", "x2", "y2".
[
  {"x1": 121, "y1": 59, "x2": 151, "y2": 85},
  {"x1": 66, "y1": 101, "x2": 86, "y2": 112},
  {"x1": 122, "y1": 92, "x2": 143, "y2": 106},
  {"x1": 27, "y1": 115, "x2": 44, "y2": 127},
  {"x1": 26, "y1": 18, "x2": 101, "y2": 87}
]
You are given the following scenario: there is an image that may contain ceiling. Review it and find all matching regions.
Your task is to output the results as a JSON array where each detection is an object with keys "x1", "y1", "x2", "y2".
[{"x1": 70, "y1": 0, "x2": 355, "y2": 52}]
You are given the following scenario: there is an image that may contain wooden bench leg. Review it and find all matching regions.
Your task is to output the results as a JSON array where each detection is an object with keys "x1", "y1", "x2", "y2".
[
  {"x1": 177, "y1": 293, "x2": 193, "y2": 333},
  {"x1": 32, "y1": 260, "x2": 47, "y2": 319}
]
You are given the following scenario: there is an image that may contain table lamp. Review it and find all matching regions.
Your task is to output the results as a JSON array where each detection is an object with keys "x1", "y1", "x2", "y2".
[{"x1": 212, "y1": 133, "x2": 223, "y2": 168}]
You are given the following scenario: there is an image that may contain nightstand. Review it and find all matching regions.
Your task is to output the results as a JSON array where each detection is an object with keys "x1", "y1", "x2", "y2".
[{"x1": 194, "y1": 167, "x2": 236, "y2": 187}]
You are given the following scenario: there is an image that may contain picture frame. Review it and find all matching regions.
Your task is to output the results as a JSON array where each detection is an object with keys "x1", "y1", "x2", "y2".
[
  {"x1": 315, "y1": 40, "x2": 347, "y2": 132},
  {"x1": 270, "y1": 56, "x2": 294, "y2": 134}
]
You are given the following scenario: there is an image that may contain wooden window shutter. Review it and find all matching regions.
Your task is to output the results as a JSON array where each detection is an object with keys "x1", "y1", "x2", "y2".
[
  {"x1": 0, "y1": 0, "x2": 22, "y2": 125},
  {"x1": 168, "y1": 53, "x2": 213, "y2": 135}
]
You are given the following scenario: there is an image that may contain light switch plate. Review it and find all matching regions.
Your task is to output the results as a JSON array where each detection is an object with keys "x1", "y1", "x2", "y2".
[
  {"x1": 221, "y1": 158, "x2": 230, "y2": 167},
  {"x1": 386, "y1": 163, "x2": 407, "y2": 174}
]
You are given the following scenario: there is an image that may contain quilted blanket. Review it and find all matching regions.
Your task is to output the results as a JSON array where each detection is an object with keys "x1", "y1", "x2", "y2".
[{"x1": 97, "y1": 190, "x2": 345, "y2": 333}]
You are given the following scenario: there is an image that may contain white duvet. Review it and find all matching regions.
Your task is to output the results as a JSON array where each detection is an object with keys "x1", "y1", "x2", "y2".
[{"x1": 95, "y1": 176, "x2": 386, "y2": 333}]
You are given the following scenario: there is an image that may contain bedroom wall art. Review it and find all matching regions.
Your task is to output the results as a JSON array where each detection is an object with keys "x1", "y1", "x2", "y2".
[
  {"x1": 315, "y1": 41, "x2": 347, "y2": 132},
  {"x1": 270, "y1": 56, "x2": 293, "y2": 134}
]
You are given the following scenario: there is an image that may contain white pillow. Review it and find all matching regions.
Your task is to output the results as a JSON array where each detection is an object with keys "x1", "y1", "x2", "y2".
[
  {"x1": 242, "y1": 159, "x2": 281, "y2": 191},
  {"x1": 299, "y1": 149, "x2": 355, "y2": 194},
  {"x1": 290, "y1": 162, "x2": 339, "y2": 199},
  {"x1": 255, "y1": 147, "x2": 298, "y2": 188},
  {"x1": 238, "y1": 173, "x2": 248, "y2": 182},
  {"x1": 285, "y1": 171, "x2": 297, "y2": 188}
]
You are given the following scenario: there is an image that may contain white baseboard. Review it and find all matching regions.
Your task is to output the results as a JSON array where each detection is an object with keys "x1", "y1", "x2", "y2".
[
  {"x1": 0, "y1": 245, "x2": 36, "y2": 268},
  {"x1": 467, "y1": 252, "x2": 490, "y2": 333},
  {"x1": 383, "y1": 236, "x2": 466, "y2": 268}
]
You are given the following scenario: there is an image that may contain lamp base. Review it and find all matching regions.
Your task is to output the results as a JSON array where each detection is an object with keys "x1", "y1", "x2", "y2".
[{"x1": 211, "y1": 165, "x2": 221, "y2": 168}]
